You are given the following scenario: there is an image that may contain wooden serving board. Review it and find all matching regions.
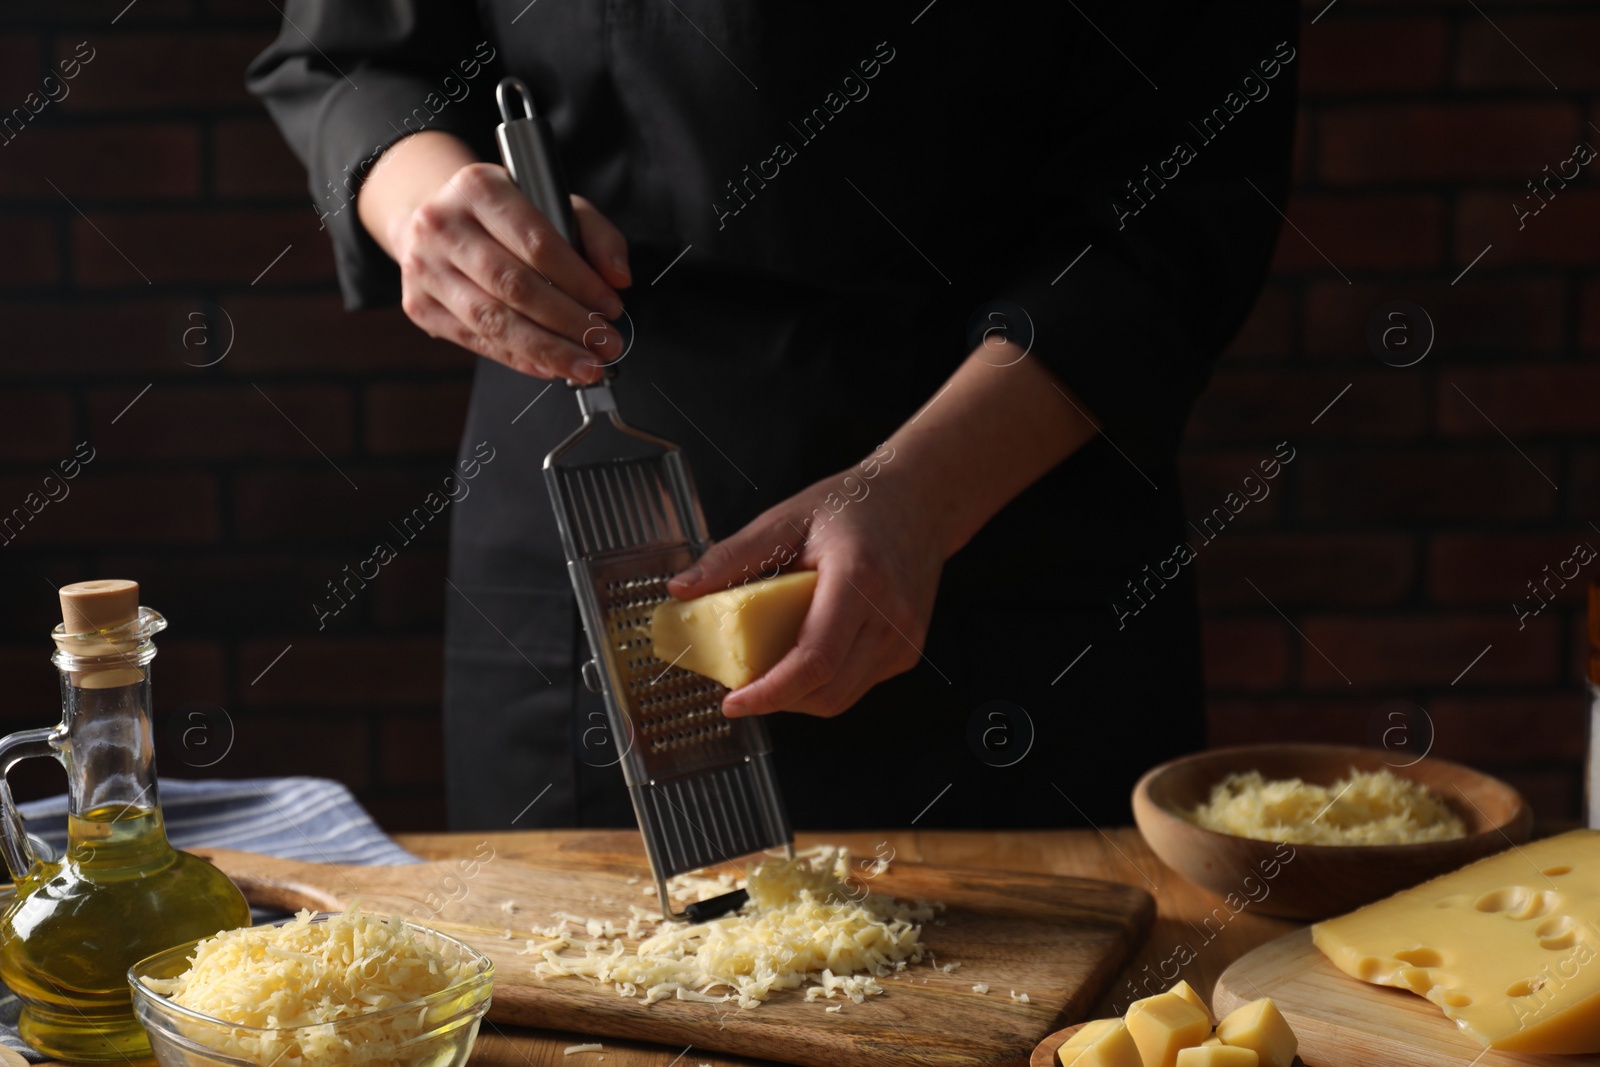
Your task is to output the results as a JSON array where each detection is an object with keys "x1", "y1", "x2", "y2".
[
  {"x1": 200, "y1": 848, "x2": 1152, "y2": 1067},
  {"x1": 1215, "y1": 928, "x2": 1569, "y2": 1067}
]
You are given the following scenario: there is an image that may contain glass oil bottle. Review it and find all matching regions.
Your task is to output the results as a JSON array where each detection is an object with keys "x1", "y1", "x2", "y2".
[{"x1": 0, "y1": 579, "x2": 251, "y2": 1062}]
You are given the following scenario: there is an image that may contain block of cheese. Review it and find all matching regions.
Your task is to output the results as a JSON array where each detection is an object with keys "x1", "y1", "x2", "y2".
[
  {"x1": 1312, "y1": 829, "x2": 1600, "y2": 1053},
  {"x1": 1175, "y1": 1047, "x2": 1257, "y2": 1067},
  {"x1": 1130, "y1": 980, "x2": 1210, "y2": 1024},
  {"x1": 1125, "y1": 992, "x2": 1211, "y2": 1067},
  {"x1": 649, "y1": 571, "x2": 817, "y2": 690},
  {"x1": 1214, "y1": 999, "x2": 1296, "y2": 1067},
  {"x1": 1057, "y1": 1017, "x2": 1142, "y2": 1067}
]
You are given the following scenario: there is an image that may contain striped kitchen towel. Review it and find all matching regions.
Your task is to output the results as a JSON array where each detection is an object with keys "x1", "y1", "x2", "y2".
[
  {"x1": 0, "y1": 776, "x2": 421, "y2": 1061},
  {"x1": 18, "y1": 776, "x2": 421, "y2": 866}
]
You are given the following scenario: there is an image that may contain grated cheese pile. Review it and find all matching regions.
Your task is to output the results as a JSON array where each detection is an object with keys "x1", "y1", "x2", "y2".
[
  {"x1": 529, "y1": 847, "x2": 939, "y2": 1009},
  {"x1": 141, "y1": 906, "x2": 473, "y2": 1067},
  {"x1": 1188, "y1": 767, "x2": 1466, "y2": 846}
]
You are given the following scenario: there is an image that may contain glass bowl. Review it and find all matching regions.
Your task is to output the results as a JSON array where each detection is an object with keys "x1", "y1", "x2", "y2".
[{"x1": 128, "y1": 914, "x2": 494, "y2": 1067}]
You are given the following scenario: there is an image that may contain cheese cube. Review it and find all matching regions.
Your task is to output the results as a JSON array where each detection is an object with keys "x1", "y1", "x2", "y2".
[
  {"x1": 1130, "y1": 980, "x2": 1210, "y2": 1024},
  {"x1": 648, "y1": 571, "x2": 817, "y2": 690},
  {"x1": 1176, "y1": 1047, "x2": 1257, "y2": 1067},
  {"x1": 1215, "y1": 999, "x2": 1296, "y2": 1067},
  {"x1": 1312, "y1": 829, "x2": 1600, "y2": 1053},
  {"x1": 1057, "y1": 1018, "x2": 1142, "y2": 1067},
  {"x1": 1125, "y1": 992, "x2": 1210, "y2": 1067}
]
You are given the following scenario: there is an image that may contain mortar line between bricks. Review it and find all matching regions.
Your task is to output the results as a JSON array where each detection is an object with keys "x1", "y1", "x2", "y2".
[
  {"x1": 1448, "y1": 382, "x2": 1558, "y2": 490},
  {"x1": 1245, "y1": 576, "x2": 1352, "y2": 686},
  {"x1": 47, "y1": 177, "x2": 152, "y2": 286},
  {"x1": 251, "y1": 382, "x2": 360, "y2": 490},
  {"x1": 250, "y1": 642, "x2": 293, "y2": 686}
]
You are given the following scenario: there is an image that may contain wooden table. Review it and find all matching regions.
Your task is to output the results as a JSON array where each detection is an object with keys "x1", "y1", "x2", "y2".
[{"x1": 395, "y1": 827, "x2": 1303, "y2": 1067}]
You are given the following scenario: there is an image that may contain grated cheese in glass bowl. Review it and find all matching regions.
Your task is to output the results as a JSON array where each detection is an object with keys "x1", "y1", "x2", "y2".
[{"x1": 128, "y1": 907, "x2": 493, "y2": 1067}]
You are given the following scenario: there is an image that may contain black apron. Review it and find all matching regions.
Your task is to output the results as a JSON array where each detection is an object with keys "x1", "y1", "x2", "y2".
[{"x1": 441, "y1": 251, "x2": 1205, "y2": 831}]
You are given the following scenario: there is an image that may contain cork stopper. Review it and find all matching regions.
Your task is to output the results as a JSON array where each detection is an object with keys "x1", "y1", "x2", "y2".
[{"x1": 60, "y1": 579, "x2": 140, "y2": 636}]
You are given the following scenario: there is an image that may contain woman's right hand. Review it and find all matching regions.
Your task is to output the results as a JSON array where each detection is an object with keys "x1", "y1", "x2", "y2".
[{"x1": 360, "y1": 132, "x2": 633, "y2": 383}]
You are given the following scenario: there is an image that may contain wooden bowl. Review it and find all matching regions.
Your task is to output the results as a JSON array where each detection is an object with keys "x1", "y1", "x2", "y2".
[
  {"x1": 1031, "y1": 1022, "x2": 1088, "y2": 1067},
  {"x1": 1132, "y1": 743, "x2": 1532, "y2": 921}
]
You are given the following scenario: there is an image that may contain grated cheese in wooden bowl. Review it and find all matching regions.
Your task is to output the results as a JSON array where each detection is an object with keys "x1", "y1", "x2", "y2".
[
  {"x1": 1188, "y1": 767, "x2": 1466, "y2": 846},
  {"x1": 529, "y1": 847, "x2": 942, "y2": 1009}
]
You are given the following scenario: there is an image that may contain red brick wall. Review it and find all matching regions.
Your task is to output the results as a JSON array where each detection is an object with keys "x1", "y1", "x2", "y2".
[
  {"x1": 0, "y1": 1, "x2": 469, "y2": 830},
  {"x1": 1190, "y1": 1, "x2": 1600, "y2": 820},
  {"x1": 0, "y1": 1, "x2": 1594, "y2": 829}
]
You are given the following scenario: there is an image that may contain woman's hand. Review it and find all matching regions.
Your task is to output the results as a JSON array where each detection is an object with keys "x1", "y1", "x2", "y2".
[
  {"x1": 358, "y1": 131, "x2": 632, "y2": 383},
  {"x1": 667, "y1": 451, "x2": 946, "y2": 718},
  {"x1": 666, "y1": 340, "x2": 1103, "y2": 718}
]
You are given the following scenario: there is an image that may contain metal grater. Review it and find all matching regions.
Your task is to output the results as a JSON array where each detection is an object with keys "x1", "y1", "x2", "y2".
[{"x1": 495, "y1": 78, "x2": 793, "y2": 919}]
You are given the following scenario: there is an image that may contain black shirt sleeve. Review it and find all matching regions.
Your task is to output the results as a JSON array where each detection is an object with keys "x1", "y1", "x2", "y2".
[
  {"x1": 966, "y1": 3, "x2": 1299, "y2": 455},
  {"x1": 246, "y1": 0, "x2": 501, "y2": 309}
]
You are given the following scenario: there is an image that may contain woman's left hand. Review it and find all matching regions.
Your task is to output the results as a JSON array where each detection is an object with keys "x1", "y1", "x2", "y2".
[
  {"x1": 666, "y1": 449, "x2": 946, "y2": 717},
  {"x1": 666, "y1": 339, "x2": 1101, "y2": 718}
]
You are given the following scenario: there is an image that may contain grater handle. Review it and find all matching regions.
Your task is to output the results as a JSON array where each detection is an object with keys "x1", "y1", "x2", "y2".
[
  {"x1": 495, "y1": 77, "x2": 617, "y2": 391},
  {"x1": 494, "y1": 78, "x2": 581, "y2": 253}
]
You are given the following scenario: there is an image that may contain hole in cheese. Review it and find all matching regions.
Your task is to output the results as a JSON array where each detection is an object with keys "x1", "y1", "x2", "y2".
[
  {"x1": 1507, "y1": 977, "x2": 1548, "y2": 998},
  {"x1": 1443, "y1": 992, "x2": 1473, "y2": 1007},
  {"x1": 1474, "y1": 887, "x2": 1558, "y2": 920},
  {"x1": 1393, "y1": 947, "x2": 1443, "y2": 967},
  {"x1": 1536, "y1": 915, "x2": 1579, "y2": 950},
  {"x1": 1541, "y1": 931, "x2": 1579, "y2": 951},
  {"x1": 1399, "y1": 968, "x2": 1435, "y2": 994},
  {"x1": 1543, "y1": 865, "x2": 1574, "y2": 876}
]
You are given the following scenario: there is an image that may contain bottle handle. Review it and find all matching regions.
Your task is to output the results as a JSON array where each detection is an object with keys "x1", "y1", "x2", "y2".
[{"x1": 0, "y1": 727, "x2": 59, "y2": 881}]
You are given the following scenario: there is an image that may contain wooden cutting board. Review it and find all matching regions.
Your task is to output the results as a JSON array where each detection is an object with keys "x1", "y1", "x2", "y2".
[
  {"x1": 1215, "y1": 928, "x2": 1571, "y2": 1067},
  {"x1": 200, "y1": 848, "x2": 1152, "y2": 1067}
]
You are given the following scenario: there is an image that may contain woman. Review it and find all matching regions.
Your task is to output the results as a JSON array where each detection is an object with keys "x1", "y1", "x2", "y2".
[{"x1": 249, "y1": 1, "x2": 1297, "y2": 831}]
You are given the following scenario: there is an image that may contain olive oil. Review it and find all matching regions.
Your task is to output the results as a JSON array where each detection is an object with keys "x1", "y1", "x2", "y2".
[
  {"x1": 0, "y1": 805, "x2": 249, "y2": 1062},
  {"x1": 0, "y1": 580, "x2": 251, "y2": 1062}
]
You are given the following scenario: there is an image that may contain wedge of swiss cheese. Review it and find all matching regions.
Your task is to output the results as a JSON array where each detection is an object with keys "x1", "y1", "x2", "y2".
[
  {"x1": 1312, "y1": 829, "x2": 1600, "y2": 1053},
  {"x1": 649, "y1": 571, "x2": 817, "y2": 690}
]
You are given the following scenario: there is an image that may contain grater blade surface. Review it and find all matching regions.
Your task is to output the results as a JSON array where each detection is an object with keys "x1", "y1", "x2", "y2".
[{"x1": 544, "y1": 396, "x2": 793, "y2": 914}]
